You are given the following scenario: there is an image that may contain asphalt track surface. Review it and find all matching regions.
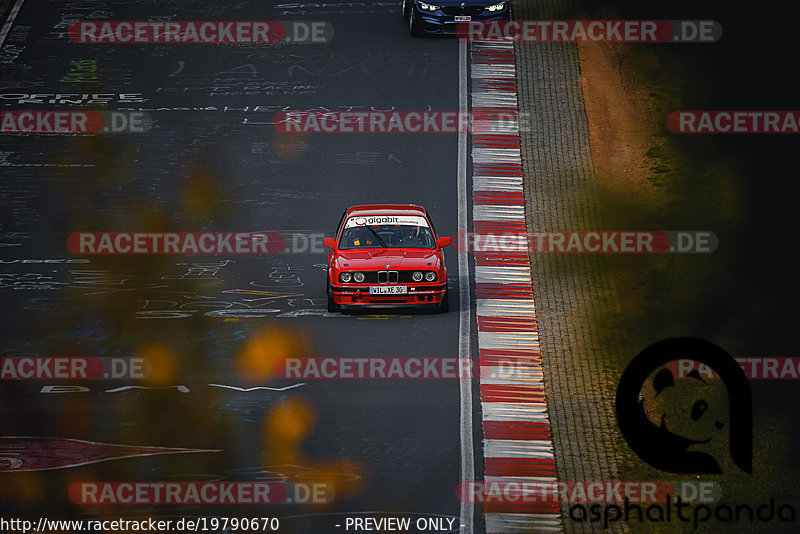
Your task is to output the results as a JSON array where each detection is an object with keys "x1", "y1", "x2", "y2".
[{"x1": 0, "y1": 1, "x2": 484, "y2": 532}]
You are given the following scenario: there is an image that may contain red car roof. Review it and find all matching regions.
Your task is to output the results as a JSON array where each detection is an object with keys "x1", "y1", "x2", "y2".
[{"x1": 345, "y1": 204, "x2": 428, "y2": 217}]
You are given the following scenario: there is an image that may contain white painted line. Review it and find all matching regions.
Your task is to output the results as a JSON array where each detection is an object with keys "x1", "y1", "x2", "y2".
[
  {"x1": 472, "y1": 64, "x2": 516, "y2": 78},
  {"x1": 480, "y1": 330, "x2": 540, "y2": 342},
  {"x1": 481, "y1": 330, "x2": 539, "y2": 342},
  {"x1": 473, "y1": 41, "x2": 515, "y2": 50},
  {"x1": 479, "y1": 331, "x2": 540, "y2": 350},
  {"x1": 482, "y1": 402, "x2": 549, "y2": 422},
  {"x1": 477, "y1": 299, "x2": 537, "y2": 317},
  {"x1": 473, "y1": 92, "x2": 518, "y2": 107},
  {"x1": 472, "y1": 147, "x2": 522, "y2": 163},
  {"x1": 475, "y1": 120, "x2": 520, "y2": 134},
  {"x1": 473, "y1": 205, "x2": 526, "y2": 222},
  {"x1": 481, "y1": 377, "x2": 545, "y2": 388},
  {"x1": 475, "y1": 264, "x2": 531, "y2": 277},
  {"x1": 481, "y1": 366, "x2": 544, "y2": 380},
  {"x1": 474, "y1": 176, "x2": 524, "y2": 192},
  {"x1": 486, "y1": 513, "x2": 563, "y2": 533},
  {"x1": 476, "y1": 264, "x2": 532, "y2": 273},
  {"x1": 0, "y1": 0, "x2": 25, "y2": 48},
  {"x1": 484, "y1": 475, "x2": 559, "y2": 486},
  {"x1": 485, "y1": 439, "x2": 554, "y2": 459},
  {"x1": 457, "y1": 37, "x2": 474, "y2": 534},
  {"x1": 475, "y1": 265, "x2": 531, "y2": 284}
]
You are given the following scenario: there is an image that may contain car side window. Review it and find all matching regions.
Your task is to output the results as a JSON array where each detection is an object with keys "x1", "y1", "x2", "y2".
[
  {"x1": 335, "y1": 210, "x2": 347, "y2": 239},
  {"x1": 426, "y1": 213, "x2": 437, "y2": 237}
]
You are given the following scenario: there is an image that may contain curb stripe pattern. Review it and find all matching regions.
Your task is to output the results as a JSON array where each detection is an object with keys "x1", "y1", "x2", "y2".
[{"x1": 470, "y1": 41, "x2": 563, "y2": 533}]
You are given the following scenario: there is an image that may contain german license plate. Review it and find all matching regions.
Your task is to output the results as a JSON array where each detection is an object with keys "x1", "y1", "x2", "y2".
[
  {"x1": 454, "y1": 15, "x2": 471, "y2": 21},
  {"x1": 370, "y1": 286, "x2": 407, "y2": 295}
]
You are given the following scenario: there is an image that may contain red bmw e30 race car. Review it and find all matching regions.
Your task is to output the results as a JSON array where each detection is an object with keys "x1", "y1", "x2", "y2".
[{"x1": 324, "y1": 204, "x2": 451, "y2": 313}]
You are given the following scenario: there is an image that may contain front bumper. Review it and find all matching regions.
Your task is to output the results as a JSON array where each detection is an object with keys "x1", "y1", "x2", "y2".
[
  {"x1": 415, "y1": 7, "x2": 510, "y2": 34},
  {"x1": 330, "y1": 283, "x2": 447, "y2": 307}
]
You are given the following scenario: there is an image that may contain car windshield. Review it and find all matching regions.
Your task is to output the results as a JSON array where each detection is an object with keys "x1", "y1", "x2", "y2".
[{"x1": 339, "y1": 216, "x2": 435, "y2": 249}]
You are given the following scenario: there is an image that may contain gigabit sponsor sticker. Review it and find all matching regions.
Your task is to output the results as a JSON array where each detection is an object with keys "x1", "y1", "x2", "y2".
[{"x1": 345, "y1": 216, "x2": 429, "y2": 228}]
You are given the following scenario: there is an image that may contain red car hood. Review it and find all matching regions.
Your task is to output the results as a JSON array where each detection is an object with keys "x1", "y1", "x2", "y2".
[{"x1": 334, "y1": 248, "x2": 441, "y2": 270}]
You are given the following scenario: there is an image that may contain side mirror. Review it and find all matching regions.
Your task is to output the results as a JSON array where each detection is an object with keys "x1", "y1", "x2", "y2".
[
  {"x1": 323, "y1": 238, "x2": 337, "y2": 250},
  {"x1": 437, "y1": 237, "x2": 451, "y2": 248}
]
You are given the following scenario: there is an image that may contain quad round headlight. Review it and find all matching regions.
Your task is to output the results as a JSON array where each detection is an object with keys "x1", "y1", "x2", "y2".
[
  {"x1": 353, "y1": 272, "x2": 365, "y2": 283},
  {"x1": 412, "y1": 271, "x2": 424, "y2": 282},
  {"x1": 340, "y1": 272, "x2": 352, "y2": 283},
  {"x1": 425, "y1": 271, "x2": 436, "y2": 282}
]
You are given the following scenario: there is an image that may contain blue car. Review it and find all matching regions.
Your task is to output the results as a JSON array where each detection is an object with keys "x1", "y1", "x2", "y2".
[{"x1": 402, "y1": 0, "x2": 510, "y2": 36}]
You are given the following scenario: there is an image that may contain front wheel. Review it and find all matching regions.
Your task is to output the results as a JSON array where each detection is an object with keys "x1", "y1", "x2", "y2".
[
  {"x1": 437, "y1": 289, "x2": 449, "y2": 313},
  {"x1": 409, "y1": 5, "x2": 424, "y2": 36},
  {"x1": 327, "y1": 284, "x2": 340, "y2": 313},
  {"x1": 402, "y1": 0, "x2": 410, "y2": 20}
]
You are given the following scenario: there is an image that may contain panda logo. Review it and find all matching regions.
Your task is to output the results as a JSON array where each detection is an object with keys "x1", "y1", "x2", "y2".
[{"x1": 616, "y1": 337, "x2": 751, "y2": 473}]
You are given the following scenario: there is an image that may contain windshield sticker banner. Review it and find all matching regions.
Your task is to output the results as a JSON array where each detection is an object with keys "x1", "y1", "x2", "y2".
[{"x1": 345, "y1": 216, "x2": 428, "y2": 228}]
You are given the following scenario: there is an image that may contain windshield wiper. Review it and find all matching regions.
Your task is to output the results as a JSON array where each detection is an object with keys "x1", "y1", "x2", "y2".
[{"x1": 363, "y1": 225, "x2": 387, "y2": 248}]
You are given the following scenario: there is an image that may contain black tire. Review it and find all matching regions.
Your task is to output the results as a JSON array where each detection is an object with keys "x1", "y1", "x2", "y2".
[
  {"x1": 409, "y1": 5, "x2": 424, "y2": 36},
  {"x1": 437, "y1": 289, "x2": 449, "y2": 313},
  {"x1": 402, "y1": 0, "x2": 410, "y2": 20},
  {"x1": 327, "y1": 284, "x2": 340, "y2": 313}
]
